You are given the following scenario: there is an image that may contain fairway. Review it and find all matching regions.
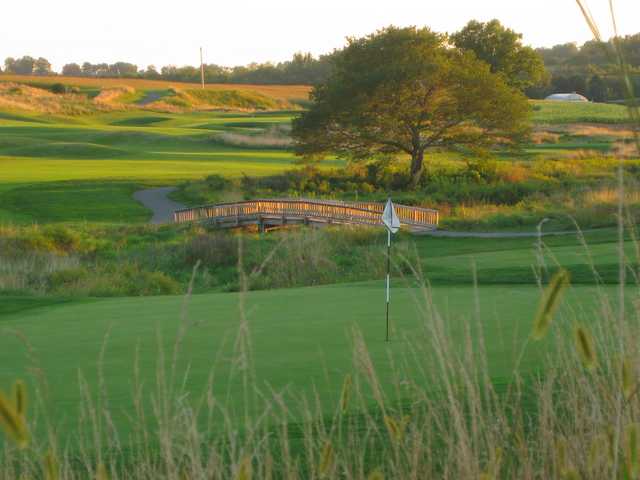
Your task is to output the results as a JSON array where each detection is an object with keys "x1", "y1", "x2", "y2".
[
  {"x1": 0, "y1": 110, "x2": 329, "y2": 223},
  {"x1": 0, "y1": 97, "x2": 634, "y2": 224},
  {"x1": 0, "y1": 280, "x2": 622, "y2": 444}
]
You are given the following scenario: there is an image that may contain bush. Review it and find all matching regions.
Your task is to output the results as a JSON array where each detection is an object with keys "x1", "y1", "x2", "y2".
[
  {"x1": 183, "y1": 233, "x2": 238, "y2": 268},
  {"x1": 134, "y1": 271, "x2": 181, "y2": 296},
  {"x1": 43, "y1": 225, "x2": 82, "y2": 253},
  {"x1": 48, "y1": 267, "x2": 89, "y2": 287},
  {"x1": 50, "y1": 83, "x2": 68, "y2": 94},
  {"x1": 49, "y1": 83, "x2": 79, "y2": 94}
]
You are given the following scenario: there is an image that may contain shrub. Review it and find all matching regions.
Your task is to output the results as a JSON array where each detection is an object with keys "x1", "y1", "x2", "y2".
[
  {"x1": 134, "y1": 271, "x2": 181, "y2": 296},
  {"x1": 183, "y1": 233, "x2": 238, "y2": 268},
  {"x1": 43, "y1": 225, "x2": 82, "y2": 253},
  {"x1": 48, "y1": 267, "x2": 89, "y2": 287},
  {"x1": 50, "y1": 83, "x2": 68, "y2": 94}
]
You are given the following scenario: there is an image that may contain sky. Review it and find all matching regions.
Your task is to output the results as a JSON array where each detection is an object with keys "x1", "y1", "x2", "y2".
[{"x1": 2, "y1": 0, "x2": 639, "y2": 71}]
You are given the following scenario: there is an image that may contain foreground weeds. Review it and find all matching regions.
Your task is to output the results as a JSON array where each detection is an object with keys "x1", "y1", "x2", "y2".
[{"x1": 0, "y1": 223, "x2": 398, "y2": 297}]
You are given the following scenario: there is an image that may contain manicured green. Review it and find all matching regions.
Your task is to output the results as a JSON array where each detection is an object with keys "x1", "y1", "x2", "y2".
[
  {"x1": 0, "y1": 281, "x2": 620, "y2": 443},
  {"x1": 0, "y1": 110, "x2": 323, "y2": 223}
]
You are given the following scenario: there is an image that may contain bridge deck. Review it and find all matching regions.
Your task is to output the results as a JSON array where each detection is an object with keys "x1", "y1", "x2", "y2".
[{"x1": 174, "y1": 199, "x2": 438, "y2": 232}]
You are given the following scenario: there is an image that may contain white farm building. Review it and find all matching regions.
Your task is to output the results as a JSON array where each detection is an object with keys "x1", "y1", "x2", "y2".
[{"x1": 545, "y1": 92, "x2": 589, "y2": 102}]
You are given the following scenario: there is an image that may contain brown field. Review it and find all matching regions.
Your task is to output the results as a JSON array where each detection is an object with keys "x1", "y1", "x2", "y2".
[{"x1": 0, "y1": 74, "x2": 311, "y2": 102}]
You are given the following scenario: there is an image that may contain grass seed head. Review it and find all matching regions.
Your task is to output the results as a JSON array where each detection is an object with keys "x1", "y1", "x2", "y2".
[
  {"x1": 588, "y1": 434, "x2": 605, "y2": 470},
  {"x1": 339, "y1": 374, "x2": 352, "y2": 414},
  {"x1": 96, "y1": 463, "x2": 109, "y2": 480},
  {"x1": 555, "y1": 438, "x2": 567, "y2": 474},
  {"x1": 43, "y1": 451, "x2": 59, "y2": 480},
  {"x1": 626, "y1": 424, "x2": 639, "y2": 476},
  {"x1": 532, "y1": 269, "x2": 570, "y2": 340},
  {"x1": 0, "y1": 390, "x2": 29, "y2": 449},
  {"x1": 319, "y1": 441, "x2": 334, "y2": 477},
  {"x1": 367, "y1": 468, "x2": 384, "y2": 480},
  {"x1": 607, "y1": 427, "x2": 616, "y2": 465},
  {"x1": 12, "y1": 380, "x2": 27, "y2": 418},
  {"x1": 562, "y1": 468, "x2": 581, "y2": 480},
  {"x1": 235, "y1": 456, "x2": 252, "y2": 480},
  {"x1": 383, "y1": 415, "x2": 409, "y2": 443},
  {"x1": 574, "y1": 325, "x2": 597, "y2": 370}
]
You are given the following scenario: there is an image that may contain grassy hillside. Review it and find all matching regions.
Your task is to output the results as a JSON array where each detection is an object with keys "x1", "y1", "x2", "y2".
[{"x1": 0, "y1": 73, "x2": 311, "y2": 104}]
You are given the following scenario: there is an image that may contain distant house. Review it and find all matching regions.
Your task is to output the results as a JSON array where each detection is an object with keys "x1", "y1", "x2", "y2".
[{"x1": 545, "y1": 92, "x2": 589, "y2": 102}]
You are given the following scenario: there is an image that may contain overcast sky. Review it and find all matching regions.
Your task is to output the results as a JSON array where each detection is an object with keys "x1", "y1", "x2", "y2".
[{"x1": 2, "y1": 0, "x2": 639, "y2": 71}]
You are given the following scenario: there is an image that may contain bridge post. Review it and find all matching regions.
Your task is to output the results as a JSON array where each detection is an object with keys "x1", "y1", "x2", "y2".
[{"x1": 258, "y1": 216, "x2": 265, "y2": 233}]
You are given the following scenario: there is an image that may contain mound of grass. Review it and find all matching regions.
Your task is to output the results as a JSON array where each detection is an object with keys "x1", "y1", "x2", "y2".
[
  {"x1": 161, "y1": 88, "x2": 289, "y2": 111},
  {"x1": 0, "y1": 73, "x2": 312, "y2": 103},
  {"x1": 0, "y1": 111, "x2": 48, "y2": 123},
  {"x1": 0, "y1": 181, "x2": 150, "y2": 223},
  {"x1": 0, "y1": 142, "x2": 128, "y2": 159},
  {"x1": 110, "y1": 116, "x2": 171, "y2": 126}
]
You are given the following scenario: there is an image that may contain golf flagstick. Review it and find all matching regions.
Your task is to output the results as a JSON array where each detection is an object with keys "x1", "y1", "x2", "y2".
[
  {"x1": 386, "y1": 228, "x2": 391, "y2": 342},
  {"x1": 381, "y1": 198, "x2": 400, "y2": 342}
]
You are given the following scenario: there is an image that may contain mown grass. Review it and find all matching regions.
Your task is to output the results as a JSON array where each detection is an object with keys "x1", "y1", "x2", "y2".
[
  {"x1": 0, "y1": 278, "x2": 623, "y2": 442},
  {"x1": 531, "y1": 100, "x2": 630, "y2": 124},
  {"x1": 0, "y1": 96, "x2": 635, "y2": 225},
  {"x1": 0, "y1": 110, "x2": 314, "y2": 223}
]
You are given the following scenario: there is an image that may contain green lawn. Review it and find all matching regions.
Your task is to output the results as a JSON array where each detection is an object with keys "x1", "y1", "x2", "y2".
[
  {"x1": 0, "y1": 99, "x2": 635, "y2": 224},
  {"x1": 0, "y1": 110, "x2": 320, "y2": 223},
  {"x1": 531, "y1": 100, "x2": 630, "y2": 124},
  {"x1": 0, "y1": 280, "x2": 620, "y2": 445},
  {"x1": 1, "y1": 227, "x2": 636, "y2": 444}
]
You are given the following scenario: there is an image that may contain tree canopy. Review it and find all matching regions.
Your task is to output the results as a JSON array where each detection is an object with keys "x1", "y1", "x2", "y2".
[
  {"x1": 292, "y1": 26, "x2": 530, "y2": 188},
  {"x1": 451, "y1": 19, "x2": 548, "y2": 92}
]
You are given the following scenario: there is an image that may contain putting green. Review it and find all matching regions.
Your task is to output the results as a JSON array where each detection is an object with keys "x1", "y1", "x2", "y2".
[{"x1": 0, "y1": 281, "x2": 619, "y2": 442}]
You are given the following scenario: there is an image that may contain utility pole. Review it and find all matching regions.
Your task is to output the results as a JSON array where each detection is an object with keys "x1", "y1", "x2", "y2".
[{"x1": 200, "y1": 47, "x2": 205, "y2": 89}]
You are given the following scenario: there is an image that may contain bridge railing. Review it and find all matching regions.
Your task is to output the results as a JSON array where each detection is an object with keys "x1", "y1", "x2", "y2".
[{"x1": 173, "y1": 198, "x2": 438, "y2": 230}]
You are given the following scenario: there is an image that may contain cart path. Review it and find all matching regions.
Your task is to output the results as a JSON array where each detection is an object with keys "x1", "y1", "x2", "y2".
[
  {"x1": 417, "y1": 229, "x2": 597, "y2": 238},
  {"x1": 133, "y1": 187, "x2": 186, "y2": 224}
]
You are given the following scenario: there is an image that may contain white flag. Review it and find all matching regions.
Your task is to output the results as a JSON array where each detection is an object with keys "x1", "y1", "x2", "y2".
[{"x1": 382, "y1": 198, "x2": 400, "y2": 234}]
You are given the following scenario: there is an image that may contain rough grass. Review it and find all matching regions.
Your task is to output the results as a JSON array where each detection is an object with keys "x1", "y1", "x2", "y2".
[{"x1": 0, "y1": 73, "x2": 311, "y2": 103}]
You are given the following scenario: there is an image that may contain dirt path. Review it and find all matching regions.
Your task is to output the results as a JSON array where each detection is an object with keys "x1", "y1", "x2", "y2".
[{"x1": 133, "y1": 187, "x2": 186, "y2": 224}]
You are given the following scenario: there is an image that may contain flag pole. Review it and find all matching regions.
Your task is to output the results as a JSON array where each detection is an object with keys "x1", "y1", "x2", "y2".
[
  {"x1": 382, "y1": 197, "x2": 399, "y2": 342},
  {"x1": 386, "y1": 228, "x2": 391, "y2": 342}
]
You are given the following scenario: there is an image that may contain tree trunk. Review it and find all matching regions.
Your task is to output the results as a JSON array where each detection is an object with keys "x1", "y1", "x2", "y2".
[{"x1": 409, "y1": 149, "x2": 424, "y2": 189}]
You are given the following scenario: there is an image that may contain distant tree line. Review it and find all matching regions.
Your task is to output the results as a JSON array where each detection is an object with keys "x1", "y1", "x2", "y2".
[
  {"x1": 3, "y1": 56, "x2": 53, "y2": 76},
  {"x1": 2, "y1": 29, "x2": 639, "y2": 101},
  {"x1": 1, "y1": 52, "x2": 333, "y2": 86},
  {"x1": 528, "y1": 34, "x2": 640, "y2": 101}
]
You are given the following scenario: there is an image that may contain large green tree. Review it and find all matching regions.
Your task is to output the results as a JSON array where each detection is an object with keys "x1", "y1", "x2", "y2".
[
  {"x1": 451, "y1": 20, "x2": 547, "y2": 91},
  {"x1": 292, "y1": 27, "x2": 530, "y2": 188}
]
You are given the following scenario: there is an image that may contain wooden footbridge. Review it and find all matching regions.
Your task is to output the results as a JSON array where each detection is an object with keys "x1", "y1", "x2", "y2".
[{"x1": 173, "y1": 199, "x2": 438, "y2": 232}]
